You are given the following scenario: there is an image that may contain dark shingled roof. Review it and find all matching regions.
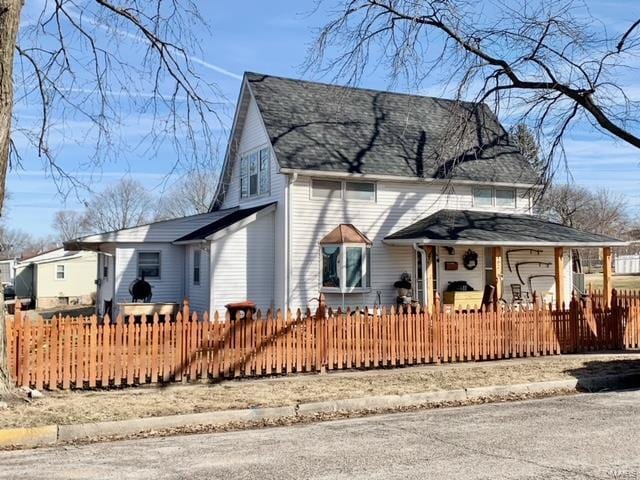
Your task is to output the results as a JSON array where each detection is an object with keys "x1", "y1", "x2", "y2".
[
  {"x1": 385, "y1": 209, "x2": 625, "y2": 245},
  {"x1": 175, "y1": 203, "x2": 274, "y2": 242},
  {"x1": 246, "y1": 72, "x2": 539, "y2": 184}
]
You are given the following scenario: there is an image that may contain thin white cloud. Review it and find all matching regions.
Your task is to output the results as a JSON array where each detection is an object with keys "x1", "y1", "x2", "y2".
[{"x1": 65, "y1": 7, "x2": 242, "y2": 81}]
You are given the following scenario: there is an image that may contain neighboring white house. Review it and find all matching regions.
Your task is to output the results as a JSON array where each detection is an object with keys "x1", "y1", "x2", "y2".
[
  {"x1": 0, "y1": 258, "x2": 15, "y2": 285},
  {"x1": 66, "y1": 72, "x2": 626, "y2": 316},
  {"x1": 14, "y1": 248, "x2": 98, "y2": 309}
]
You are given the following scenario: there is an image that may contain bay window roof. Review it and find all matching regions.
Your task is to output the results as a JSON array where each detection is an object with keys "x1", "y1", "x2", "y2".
[{"x1": 320, "y1": 224, "x2": 372, "y2": 245}]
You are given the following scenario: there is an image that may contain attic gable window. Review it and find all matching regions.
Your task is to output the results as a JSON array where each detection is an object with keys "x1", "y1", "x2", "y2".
[
  {"x1": 320, "y1": 224, "x2": 372, "y2": 293},
  {"x1": 240, "y1": 147, "x2": 270, "y2": 199}
]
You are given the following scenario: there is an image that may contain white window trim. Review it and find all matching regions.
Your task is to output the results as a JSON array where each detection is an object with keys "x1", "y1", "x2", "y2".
[
  {"x1": 239, "y1": 144, "x2": 271, "y2": 201},
  {"x1": 54, "y1": 264, "x2": 66, "y2": 281},
  {"x1": 320, "y1": 243, "x2": 371, "y2": 294},
  {"x1": 472, "y1": 186, "x2": 516, "y2": 209},
  {"x1": 310, "y1": 179, "x2": 376, "y2": 203},
  {"x1": 137, "y1": 251, "x2": 161, "y2": 279}
]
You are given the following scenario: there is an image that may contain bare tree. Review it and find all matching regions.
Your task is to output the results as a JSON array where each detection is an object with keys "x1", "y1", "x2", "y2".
[
  {"x1": 84, "y1": 178, "x2": 154, "y2": 233},
  {"x1": 538, "y1": 185, "x2": 630, "y2": 272},
  {"x1": 0, "y1": 225, "x2": 34, "y2": 259},
  {"x1": 52, "y1": 210, "x2": 90, "y2": 242},
  {"x1": 309, "y1": 0, "x2": 640, "y2": 182},
  {"x1": 156, "y1": 169, "x2": 217, "y2": 219},
  {"x1": 1, "y1": 0, "x2": 225, "y2": 389}
]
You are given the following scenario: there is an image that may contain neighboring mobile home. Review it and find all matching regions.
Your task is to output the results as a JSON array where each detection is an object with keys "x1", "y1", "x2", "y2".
[
  {"x1": 14, "y1": 248, "x2": 98, "y2": 309},
  {"x1": 66, "y1": 72, "x2": 626, "y2": 316}
]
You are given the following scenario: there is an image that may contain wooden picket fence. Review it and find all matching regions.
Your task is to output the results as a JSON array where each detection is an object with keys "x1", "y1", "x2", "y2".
[{"x1": 7, "y1": 293, "x2": 640, "y2": 390}]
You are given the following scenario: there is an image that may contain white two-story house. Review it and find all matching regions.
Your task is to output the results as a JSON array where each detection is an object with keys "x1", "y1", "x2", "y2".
[{"x1": 66, "y1": 72, "x2": 625, "y2": 316}]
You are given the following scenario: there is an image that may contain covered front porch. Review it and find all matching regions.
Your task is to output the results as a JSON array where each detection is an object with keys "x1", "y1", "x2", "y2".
[{"x1": 384, "y1": 210, "x2": 628, "y2": 312}]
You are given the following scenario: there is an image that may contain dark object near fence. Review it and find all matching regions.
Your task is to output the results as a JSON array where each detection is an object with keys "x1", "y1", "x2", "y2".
[
  {"x1": 481, "y1": 284, "x2": 495, "y2": 308},
  {"x1": 225, "y1": 301, "x2": 256, "y2": 320},
  {"x1": 130, "y1": 277, "x2": 152, "y2": 303},
  {"x1": 447, "y1": 280, "x2": 474, "y2": 292}
]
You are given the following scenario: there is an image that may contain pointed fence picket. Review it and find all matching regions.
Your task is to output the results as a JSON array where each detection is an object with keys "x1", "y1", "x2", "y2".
[{"x1": 6, "y1": 290, "x2": 640, "y2": 390}]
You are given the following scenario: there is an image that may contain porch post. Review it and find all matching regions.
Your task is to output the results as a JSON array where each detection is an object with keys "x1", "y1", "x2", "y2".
[
  {"x1": 554, "y1": 247, "x2": 565, "y2": 309},
  {"x1": 425, "y1": 246, "x2": 435, "y2": 314},
  {"x1": 491, "y1": 247, "x2": 503, "y2": 306},
  {"x1": 602, "y1": 246, "x2": 612, "y2": 307}
]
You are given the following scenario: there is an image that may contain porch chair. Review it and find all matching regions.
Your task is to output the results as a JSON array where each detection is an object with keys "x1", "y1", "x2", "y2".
[{"x1": 510, "y1": 284, "x2": 530, "y2": 308}]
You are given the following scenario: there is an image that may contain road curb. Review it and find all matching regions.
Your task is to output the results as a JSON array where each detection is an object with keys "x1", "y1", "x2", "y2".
[
  {"x1": 3, "y1": 372, "x2": 639, "y2": 448},
  {"x1": 0, "y1": 425, "x2": 58, "y2": 448},
  {"x1": 57, "y1": 405, "x2": 296, "y2": 442}
]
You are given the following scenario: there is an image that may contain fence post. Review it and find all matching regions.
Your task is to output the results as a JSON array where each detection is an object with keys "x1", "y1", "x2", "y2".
[
  {"x1": 316, "y1": 293, "x2": 327, "y2": 374},
  {"x1": 611, "y1": 289, "x2": 621, "y2": 349},
  {"x1": 13, "y1": 301, "x2": 22, "y2": 385},
  {"x1": 180, "y1": 298, "x2": 190, "y2": 382},
  {"x1": 569, "y1": 293, "x2": 579, "y2": 353},
  {"x1": 434, "y1": 292, "x2": 442, "y2": 363}
]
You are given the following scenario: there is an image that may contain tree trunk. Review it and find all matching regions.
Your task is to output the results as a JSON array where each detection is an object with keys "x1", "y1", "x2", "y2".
[{"x1": 0, "y1": 0, "x2": 24, "y2": 392}]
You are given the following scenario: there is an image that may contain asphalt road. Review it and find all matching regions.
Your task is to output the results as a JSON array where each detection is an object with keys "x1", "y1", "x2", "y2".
[{"x1": 1, "y1": 390, "x2": 639, "y2": 479}]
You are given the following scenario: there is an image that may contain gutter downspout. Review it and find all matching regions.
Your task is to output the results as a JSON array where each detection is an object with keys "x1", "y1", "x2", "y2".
[
  {"x1": 413, "y1": 243, "x2": 428, "y2": 306},
  {"x1": 283, "y1": 173, "x2": 295, "y2": 313}
]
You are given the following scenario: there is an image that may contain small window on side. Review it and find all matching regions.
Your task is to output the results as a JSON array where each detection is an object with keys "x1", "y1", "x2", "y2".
[
  {"x1": 473, "y1": 187, "x2": 493, "y2": 207},
  {"x1": 56, "y1": 265, "x2": 65, "y2": 280},
  {"x1": 312, "y1": 180, "x2": 342, "y2": 199},
  {"x1": 103, "y1": 262, "x2": 108, "y2": 279},
  {"x1": 193, "y1": 249, "x2": 201, "y2": 285},
  {"x1": 495, "y1": 188, "x2": 516, "y2": 208},
  {"x1": 345, "y1": 182, "x2": 375, "y2": 201}
]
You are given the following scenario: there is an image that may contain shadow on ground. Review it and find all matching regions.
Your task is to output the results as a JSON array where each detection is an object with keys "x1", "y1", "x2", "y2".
[{"x1": 564, "y1": 355, "x2": 640, "y2": 392}]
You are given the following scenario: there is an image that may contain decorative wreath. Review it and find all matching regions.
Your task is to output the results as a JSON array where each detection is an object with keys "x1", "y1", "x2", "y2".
[{"x1": 462, "y1": 249, "x2": 479, "y2": 270}]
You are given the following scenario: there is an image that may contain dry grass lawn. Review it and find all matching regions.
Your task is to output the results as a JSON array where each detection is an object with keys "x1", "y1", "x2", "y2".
[
  {"x1": 586, "y1": 274, "x2": 640, "y2": 291},
  {"x1": 2, "y1": 353, "x2": 640, "y2": 429}
]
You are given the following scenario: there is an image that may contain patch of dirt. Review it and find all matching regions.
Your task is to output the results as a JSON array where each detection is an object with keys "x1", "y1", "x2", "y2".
[{"x1": 2, "y1": 354, "x2": 640, "y2": 429}]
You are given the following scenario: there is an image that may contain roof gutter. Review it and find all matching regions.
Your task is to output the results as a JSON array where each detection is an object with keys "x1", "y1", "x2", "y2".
[
  {"x1": 383, "y1": 238, "x2": 629, "y2": 248},
  {"x1": 278, "y1": 168, "x2": 541, "y2": 190}
]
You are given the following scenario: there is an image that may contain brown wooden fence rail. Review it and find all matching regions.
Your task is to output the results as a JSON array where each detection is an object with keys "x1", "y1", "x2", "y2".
[{"x1": 7, "y1": 293, "x2": 640, "y2": 390}]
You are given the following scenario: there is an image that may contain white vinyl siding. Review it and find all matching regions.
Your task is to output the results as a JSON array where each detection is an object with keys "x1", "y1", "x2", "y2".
[
  {"x1": 500, "y1": 247, "x2": 571, "y2": 306},
  {"x1": 209, "y1": 210, "x2": 275, "y2": 315},
  {"x1": 289, "y1": 176, "x2": 534, "y2": 311},
  {"x1": 114, "y1": 244, "x2": 185, "y2": 309}
]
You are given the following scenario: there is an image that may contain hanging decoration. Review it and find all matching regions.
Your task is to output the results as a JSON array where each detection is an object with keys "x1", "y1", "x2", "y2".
[{"x1": 462, "y1": 249, "x2": 478, "y2": 270}]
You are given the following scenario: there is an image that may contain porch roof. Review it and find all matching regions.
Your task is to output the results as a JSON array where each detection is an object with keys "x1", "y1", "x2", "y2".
[{"x1": 384, "y1": 209, "x2": 627, "y2": 247}]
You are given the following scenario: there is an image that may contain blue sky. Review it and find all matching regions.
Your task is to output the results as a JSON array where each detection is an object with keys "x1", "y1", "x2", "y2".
[{"x1": 7, "y1": 0, "x2": 640, "y2": 236}]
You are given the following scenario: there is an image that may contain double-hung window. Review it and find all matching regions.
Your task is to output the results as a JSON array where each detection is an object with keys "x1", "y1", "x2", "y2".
[
  {"x1": 240, "y1": 147, "x2": 270, "y2": 199},
  {"x1": 55, "y1": 265, "x2": 66, "y2": 280},
  {"x1": 137, "y1": 252, "x2": 160, "y2": 279},
  {"x1": 321, "y1": 244, "x2": 371, "y2": 292}
]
